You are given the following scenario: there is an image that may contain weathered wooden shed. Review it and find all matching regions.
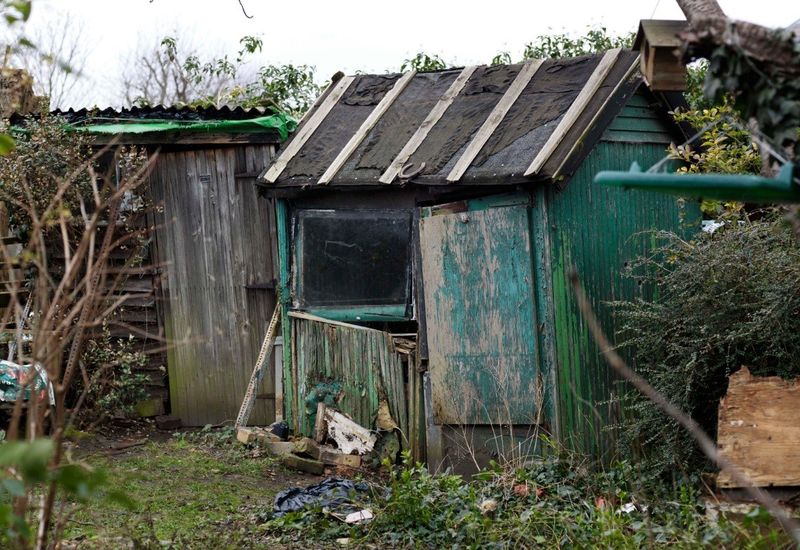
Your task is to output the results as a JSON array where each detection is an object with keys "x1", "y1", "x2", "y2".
[
  {"x1": 54, "y1": 105, "x2": 295, "y2": 426},
  {"x1": 258, "y1": 48, "x2": 698, "y2": 470}
]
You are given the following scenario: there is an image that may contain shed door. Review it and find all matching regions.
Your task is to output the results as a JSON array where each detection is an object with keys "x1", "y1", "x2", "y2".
[
  {"x1": 419, "y1": 203, "x2": 541, "y2": 425},
  {"x1": 150, "y1": 146, "x2": 278, "y2": 426}
]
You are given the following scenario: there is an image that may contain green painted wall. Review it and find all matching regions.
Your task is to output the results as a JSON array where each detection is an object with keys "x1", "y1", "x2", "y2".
[{"x1": 541, "y1": 96, "x2": 699, "y2": 459}]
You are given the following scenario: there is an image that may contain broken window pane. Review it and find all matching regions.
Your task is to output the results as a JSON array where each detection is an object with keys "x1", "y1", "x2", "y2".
[{"x1": 295, "y1": 209, "x2": 412, "y2": 310}]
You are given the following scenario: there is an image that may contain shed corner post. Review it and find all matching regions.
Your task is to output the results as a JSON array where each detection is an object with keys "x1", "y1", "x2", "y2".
[
  {"x1": 530, "y1": 186, "x2": 561, "y2": 443},
  {"x1": 275, "y1": 198, "x2": 295, "y2": 431}
]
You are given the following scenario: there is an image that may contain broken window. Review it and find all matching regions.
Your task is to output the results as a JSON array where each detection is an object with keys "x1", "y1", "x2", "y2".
[{"x1": 294, "y1": 209, "x2": 412, "y2": 315}]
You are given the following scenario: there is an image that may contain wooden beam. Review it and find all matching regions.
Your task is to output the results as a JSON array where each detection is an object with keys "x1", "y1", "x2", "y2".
[
  {"x1": 446, "y1": 60, "x2": 545, "y2": 183},
  {"x1": 90, "y1": 131, "x2": 281, "y2": 146},
  {"x1": 379, "y1": 66, "x2": 478, "y2": 184},
  {"x1": 524, "y1": 49, "x2": 622, "y2": 177},
  {"x1": 550, "y1": 53, "x2": 640, "y2": 181},
  {"x1": 318, "y1": 71, "x2": 416, "y2": 185},
  {"x1": 262, "y1": 75, "x2": 356, "y2": 184}
]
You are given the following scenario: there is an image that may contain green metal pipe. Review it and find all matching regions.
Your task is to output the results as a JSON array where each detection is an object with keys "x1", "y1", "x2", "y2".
[{"x1": 595, "y1": 162, "x2": 799, "y2": 203}]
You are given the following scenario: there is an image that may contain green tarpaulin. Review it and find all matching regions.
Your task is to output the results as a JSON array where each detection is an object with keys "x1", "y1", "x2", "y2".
[{"x1": 76, "y1": 113, "x2": 298, "y2": 142}]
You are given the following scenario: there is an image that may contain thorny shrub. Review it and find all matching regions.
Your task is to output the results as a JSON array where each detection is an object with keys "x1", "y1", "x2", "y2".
[
  {"x1": 260, "y1": 448, "x2": 789, "y2": 548},
  {"x1": 612, "y1": 214, "x2": 800, "y2": 479}
]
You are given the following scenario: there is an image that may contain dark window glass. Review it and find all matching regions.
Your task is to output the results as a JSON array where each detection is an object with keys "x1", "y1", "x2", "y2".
[{"x1": 296, "y1": 209, "x2": 412, "y2": 308}]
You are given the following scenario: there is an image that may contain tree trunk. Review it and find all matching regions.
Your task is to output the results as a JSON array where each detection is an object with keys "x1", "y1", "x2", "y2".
[{"x1": 674, "y1": 0, "x2": 725, "y2": 26}]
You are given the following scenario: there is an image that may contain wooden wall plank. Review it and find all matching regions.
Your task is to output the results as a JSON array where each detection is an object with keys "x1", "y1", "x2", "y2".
[{"x1": 152, "y1": 145, "x2": 278, "y2": 425}]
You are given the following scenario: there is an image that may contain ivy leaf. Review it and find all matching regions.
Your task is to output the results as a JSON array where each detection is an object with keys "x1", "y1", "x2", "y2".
[{"x1": 0, "y1": 134, "x2": 15, "y2": 155}]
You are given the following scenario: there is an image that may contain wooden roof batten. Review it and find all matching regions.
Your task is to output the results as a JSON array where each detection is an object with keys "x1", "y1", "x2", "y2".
[
  {"x1": 318, "y1": 70, "x2": 416, "y2": 185},
  {"x1": 262, "y1": 75, "x2": 355, "y2": 184},
  {"x1": 551, "y1": 52, "x2": 641, "y2": 181},
  {"x1": 524, "y1": 48, "x2": 622, "y2": 178},
  {"x1": 446, "y1": 59, "x2": 545, "y2": 183},
  {"x1": 380, "y1": 65, "x2": 478, "y2": 184}
]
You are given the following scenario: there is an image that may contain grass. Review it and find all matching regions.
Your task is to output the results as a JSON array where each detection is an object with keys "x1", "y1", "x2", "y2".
[
  {"x1": 62, "y1": 429, "x2": 312, "y2": 548},
  {"x1": 54, "y1": 430, "x2": 797, "y2": 549}
]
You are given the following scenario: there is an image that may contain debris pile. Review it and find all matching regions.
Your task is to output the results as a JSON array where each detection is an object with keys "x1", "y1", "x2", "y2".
[{"x1": 236, "y1": 402, "x2": 398, "y2": 474}]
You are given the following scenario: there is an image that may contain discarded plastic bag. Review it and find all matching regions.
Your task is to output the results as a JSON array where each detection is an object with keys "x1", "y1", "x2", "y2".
[{"x1": 272, "y1": 477, "x2": 370, "y2": 517}]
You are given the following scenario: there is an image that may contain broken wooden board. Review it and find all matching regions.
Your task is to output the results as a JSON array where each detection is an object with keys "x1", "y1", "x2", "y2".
[
  {"x1": 283, "y1": 454, "x2": 325, "y2": 475},
  {"x1": 293, "y1": 437, "x2": 362, "y2": 468},
  {"x1": 717, "y1": 367, "x2": 800, "y2": 488},
  {"x1": 324, "y1": 408, "x2": 377, "y2": 455}
]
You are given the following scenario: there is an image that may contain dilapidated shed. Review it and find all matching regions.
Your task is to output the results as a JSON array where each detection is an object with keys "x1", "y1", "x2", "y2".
[
  {"x1": 49, "y1": 105, "x2": 295, "y2": 426},
  {"x1": 259, "y1": 48, "x2": 698, "y2": 470}
]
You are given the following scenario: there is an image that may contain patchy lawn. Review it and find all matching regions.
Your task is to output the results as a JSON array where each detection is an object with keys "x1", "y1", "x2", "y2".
[
  {"x1": 58, "y1": 426, "x2": 797, "y2": 549},
  {"x1": 63, "y1": 427, "x2": 316, "y2": 548}
]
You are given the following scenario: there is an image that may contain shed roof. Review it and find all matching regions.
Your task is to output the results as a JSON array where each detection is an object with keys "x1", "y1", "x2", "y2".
[
  {"x1": 12, "y1": 104, "x2": 295, "y2": 144},
  {"x1": 261, "y1": 49, "x2": 667, "y2": 190}
]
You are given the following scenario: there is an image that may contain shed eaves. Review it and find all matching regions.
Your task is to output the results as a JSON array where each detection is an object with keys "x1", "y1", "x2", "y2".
[{"x1": 261, "y1": 49, "x2": 647, "y2": 189}]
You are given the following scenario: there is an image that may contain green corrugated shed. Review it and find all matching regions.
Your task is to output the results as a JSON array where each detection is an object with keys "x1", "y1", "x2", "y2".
[{"x1": 260, "y1": 51, "x2": 698, "y2": 470}]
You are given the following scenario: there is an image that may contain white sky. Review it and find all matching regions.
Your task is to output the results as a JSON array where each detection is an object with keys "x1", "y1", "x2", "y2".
[{"x1": 21, "y1": 0, "x2": 799, "y2": 108}]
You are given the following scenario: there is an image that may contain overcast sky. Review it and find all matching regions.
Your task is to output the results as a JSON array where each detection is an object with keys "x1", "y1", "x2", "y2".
[{"x1": 20, "y1": 0, "x2": 799, "y2": 108}]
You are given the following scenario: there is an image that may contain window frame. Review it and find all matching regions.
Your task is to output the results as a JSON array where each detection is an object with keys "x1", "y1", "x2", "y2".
[{"x1": 291, "y1": 208, "x2": 414, "y2": 322}]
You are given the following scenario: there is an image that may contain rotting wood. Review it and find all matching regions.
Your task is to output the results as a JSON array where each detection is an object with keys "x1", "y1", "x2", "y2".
[
  {"x1": 318, "y1": 71, "x2": 416, "y2": 185},
  {"x1": 282, "y1": 454, "x2": 325, "y2": 475},
  {"x1": 525, "y1": 48, "x2": 622, "y2": 177},
  {"x1": 325, "y1": 408, "x2": 377, "y2": 455},
  {"x1": 717, "y1": 367, "x2": 800, "y2": 488},
  {"x1": 380, "y1": 66, "x2": 478, "y2": 184},
  {"x1": 447, "y1": 59, "x2": 545, "y2": 183},
  {"x1": 314, "y1": 402, "x2": 327, "y2": 443},
  {"x1": 263, "y1": 75, "x2": 356, "y2": 184}
]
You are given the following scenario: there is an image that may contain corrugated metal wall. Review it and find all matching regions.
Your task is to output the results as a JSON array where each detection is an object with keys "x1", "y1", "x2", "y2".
[
  {"x1": 149, "y1": 145, "x2": 279, "y2": 426},
  {"x1": 542, "y1": 133, "x2": 697, "y2": 458}
]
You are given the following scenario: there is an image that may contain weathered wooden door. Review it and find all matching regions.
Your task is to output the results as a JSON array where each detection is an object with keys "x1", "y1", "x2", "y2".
[
  {"x1": 419, "y1": 201, "x2": 541, "y2": 425},
  {"x1": 150, "y1": 145, "x2": 278, "y2": 426}
]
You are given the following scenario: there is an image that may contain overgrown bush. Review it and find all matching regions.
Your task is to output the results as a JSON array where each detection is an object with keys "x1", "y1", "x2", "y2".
[
  {"x1": 0, "y1": 115, "x2": 94, "y2": 240},
  {"x1": 79, "y1": 328, "x2": 149, "y2": 421},
  {"x1": 613, "y1": 214, "x2": 800, "y2": 478}
]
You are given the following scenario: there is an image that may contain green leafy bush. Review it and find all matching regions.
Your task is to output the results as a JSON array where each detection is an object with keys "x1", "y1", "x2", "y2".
[
  {"x1": 0, "y1": 116, "x2": 94, "y2": 240},
  {"x1": 260, "y1": 448, "x2": 786, "y2": 547},
  {"x1": 613, "y1": 215, "x2": 800, "y2": 478},
  {"x1": 80, "y1": 328, "x2": 149, "y2": 419}
]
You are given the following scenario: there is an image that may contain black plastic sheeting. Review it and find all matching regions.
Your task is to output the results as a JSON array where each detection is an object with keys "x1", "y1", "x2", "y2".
[
  {"x1": 408, "y1": 64, "x2": 522, "y2": 176},
  {"x1": 272, "y1": 477, "x2": 371, "y2": 517}
]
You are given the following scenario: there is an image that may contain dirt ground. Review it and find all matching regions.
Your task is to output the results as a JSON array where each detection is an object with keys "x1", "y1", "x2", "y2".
[{"x1": 61, "y1": 421, "x2": 321, "y2": 549}]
